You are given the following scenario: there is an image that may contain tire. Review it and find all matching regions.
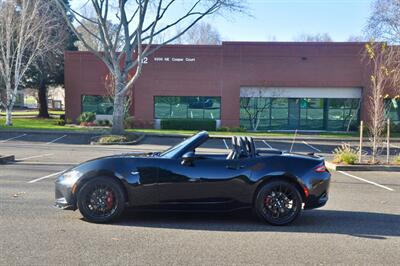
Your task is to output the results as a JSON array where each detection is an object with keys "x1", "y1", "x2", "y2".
[
  {"x1": 254, "y1": 181, "x2": 302, "y2": 226},
  {"x1": 77, "y1": 177, "x2": 126, "y2": 223}
]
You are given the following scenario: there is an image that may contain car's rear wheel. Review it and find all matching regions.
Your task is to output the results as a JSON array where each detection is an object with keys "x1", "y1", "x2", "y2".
[
  {"x1": 254, "y1": 181, "x2": 302, "y2": 226},
  {"x1": 77, "y1": 177, "x2": 125, "y2": 223}
]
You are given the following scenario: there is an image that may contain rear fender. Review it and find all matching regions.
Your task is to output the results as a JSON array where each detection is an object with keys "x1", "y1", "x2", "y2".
[{"x1": 252, "y1": 174, "x2": 308, "y2": 204}]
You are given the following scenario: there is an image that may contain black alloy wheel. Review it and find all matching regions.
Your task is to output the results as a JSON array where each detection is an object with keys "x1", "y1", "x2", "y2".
[
  {"x1": 255, "y1": 181, "x2": 302, "y2": 225},
  {"x1": 77, "y1": 177, "x2": 125, "y2": 223}
]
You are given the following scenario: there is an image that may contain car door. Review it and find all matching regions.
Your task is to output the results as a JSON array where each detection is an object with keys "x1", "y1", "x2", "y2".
[
  {"x1": 123, "y1": 157, "x2": 162, "y2": 206},
  {"x1": 157, "y1": 156, "x2": 253, "y2": 206}
]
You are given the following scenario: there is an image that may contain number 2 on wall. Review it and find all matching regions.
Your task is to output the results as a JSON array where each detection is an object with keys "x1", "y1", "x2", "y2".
[{"x1": 142, "y1": 57, "x2": 148, "y2": 64}]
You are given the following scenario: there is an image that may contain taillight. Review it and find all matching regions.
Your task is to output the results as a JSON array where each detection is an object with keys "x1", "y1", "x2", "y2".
[{"x1": 314, "y1": 164, "x2": 326, "y2": 173}]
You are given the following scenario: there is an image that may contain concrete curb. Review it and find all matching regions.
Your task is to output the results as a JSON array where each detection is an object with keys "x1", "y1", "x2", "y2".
[
  {"x1": 142, "y1": 132, "x2": 363, "y2": 141},
  {"x1": 0, "y1": 155, "x2": 15, "y2": 164},
  {"x1": 1, "y1": 128, "x2": 400, "y2": 142},
  {"x1": 326, "y1": 161, "x2": 400, "y2": 172},
  {"x1": 0, "y1": 128, "x2": 103, "y2": 135}
]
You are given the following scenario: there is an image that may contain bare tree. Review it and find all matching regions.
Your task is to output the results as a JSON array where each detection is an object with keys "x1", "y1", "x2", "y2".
[
  {"x1": 75, "y1": 19, "x2": 123, "y2": 51},
  {"x1": 240, "y1": 89, "x2": 275, "y2": 131},
  {"x1": 54, "y1": 0, "x2": 244, "y2": 134},
  {"x1": 366, "y1": 0, "x2": 400, "y2": 43},
  {"x1": 175, "y1": 22, "x2": 221, "y2": 44},
  {"x1": 0, "y1": 0, "x2": 63, "y2": 126},
  {"x1": 104, "y1": 72, "x2": 133, "y2": 119},
  {"x1": 363, "y1": 42, "x2": 400, "y2": 163},
  {"x1": 347, "y1": 35, "x2": 366, "y2": 42},
  {"x1": 293, "y1": 33, "x2": 333, "y2": 42}
]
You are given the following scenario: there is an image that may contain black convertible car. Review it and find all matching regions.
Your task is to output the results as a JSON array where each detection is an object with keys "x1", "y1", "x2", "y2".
[{"x1": 55, "y1": 131, "x2": 330, "y2": 225}]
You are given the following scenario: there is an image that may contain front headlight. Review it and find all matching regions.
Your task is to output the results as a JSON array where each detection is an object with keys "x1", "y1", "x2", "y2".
[{"x1": 60, "y1": 170, "x2": 83, "y2": 185}]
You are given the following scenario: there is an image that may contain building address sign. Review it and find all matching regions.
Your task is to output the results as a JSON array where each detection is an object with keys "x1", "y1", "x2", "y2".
[{"x1": 142, "y1": 56, "x2": 196, "y2": 64}]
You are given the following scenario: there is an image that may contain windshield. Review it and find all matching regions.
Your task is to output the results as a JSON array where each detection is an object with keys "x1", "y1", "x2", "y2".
[{"x1": 160, "y1": 132, "x2": 208, "y2": 159}]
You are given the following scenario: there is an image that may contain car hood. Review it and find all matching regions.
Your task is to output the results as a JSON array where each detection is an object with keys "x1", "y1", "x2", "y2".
[
  {"x1": 88, "y1": 151, "x2": 158, "y2": 161},
  {"x1": 60, "y1": 151, "x2": 157, "y2": 174}
]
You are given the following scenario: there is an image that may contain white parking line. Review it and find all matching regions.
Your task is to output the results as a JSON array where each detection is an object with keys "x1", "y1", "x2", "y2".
[
  {"x1": 222, "y1": 139, "x2": 229, "y2": 150},
  {"x1": 18, "y1": 153, "x2": 54, "y2": 161},
  {"x1": 46, "y1": 135, "x2": 67, "y2": 144},
  {"x1": 0, "y1": 134, "x2": 27, "y2": 143},
  {"x1": 27, "y1": 171, "x2": 64, "y2": 184},
  {"x1": 302, "y1": 141, "x2": 321, "y2": 152},
  {"x1": 338, "y1": 171, "x2": 395, "y2": 192},
  {"x1": 262, "y1": 140, "x2": 273, "y2": 149}
]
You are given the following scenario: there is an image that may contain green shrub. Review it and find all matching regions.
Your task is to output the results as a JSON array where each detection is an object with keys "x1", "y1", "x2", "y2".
[
  {"x1": 394, "y1": 155, "x2": 400, "y2": 165},
  {"x1": 161, "y1": 119, "x2": 216, "y2": 131},
  {"x1": 77, "y1": 112, "x2": 96, "y2": 123},
  {"x1": 217, "y1": 126, "x2": 247, "y2": 132},
  {"x1": 66, "y1": 118, "x2": 73, "y2": 124},
  {"x1": 54, "y1": 119, "x2": 66, "y2": 126},
  {"x1": 97, "y1": 119, "x2": 111, "y2": 126},
  {"x1": 333, "y1": 143, "x2": 358, "y2": 165},
  {"x1": 217, "y1": 126, "x2": 229, "y2": 132},
  {"x1": 124, "y1": 116, "x2": 135, "y2": 129}
]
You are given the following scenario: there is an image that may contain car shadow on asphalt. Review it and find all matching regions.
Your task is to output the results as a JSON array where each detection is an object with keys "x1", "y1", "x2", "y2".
[{"x1": 113, "y1": 209, "x2": 400, "y2": 239}]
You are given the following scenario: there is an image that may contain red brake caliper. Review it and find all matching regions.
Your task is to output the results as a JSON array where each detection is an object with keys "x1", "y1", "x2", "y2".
[
  {"x1": 106, "y1": 191, "x2": 114, "y2": 209},
  {"x1": 264, "y1": 195, "x2": 272, "y2": 207}
]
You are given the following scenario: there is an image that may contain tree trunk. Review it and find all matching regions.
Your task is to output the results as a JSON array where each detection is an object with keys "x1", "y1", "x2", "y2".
[
  {"x1": 111, "y1": 92, "x2": 125, "y2": 135},
  {"x1": 5, "y1": 107, "x2": 12, "y2": 126},
  {"x1": 37, "y1": 78, "x2": 49, "y2": 118}
]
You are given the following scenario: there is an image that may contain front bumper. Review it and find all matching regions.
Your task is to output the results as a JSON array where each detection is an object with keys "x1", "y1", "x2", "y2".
[{"x1": 55, "y1": 176, "x2": 77, "y2": 211}]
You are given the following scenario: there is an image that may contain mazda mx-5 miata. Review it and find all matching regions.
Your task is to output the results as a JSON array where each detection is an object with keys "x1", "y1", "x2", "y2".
[{"x1": 55, "y1": 131, "x2": 330, "y2": 225}]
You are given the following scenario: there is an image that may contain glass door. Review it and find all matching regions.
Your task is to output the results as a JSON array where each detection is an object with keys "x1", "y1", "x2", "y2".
[{"x1": 288, "y1": 98, "x2": 300, "y2": 129}]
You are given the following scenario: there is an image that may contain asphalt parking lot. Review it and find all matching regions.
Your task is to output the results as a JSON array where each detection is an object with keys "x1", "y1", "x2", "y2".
[{"x1": 1, "y1": 133, "x2": 400, "y2": 265}]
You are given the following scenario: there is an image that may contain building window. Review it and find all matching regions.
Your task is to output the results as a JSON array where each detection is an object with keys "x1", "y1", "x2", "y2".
[
  {"x1": 327, "y1": 99, "x2": 360, "y2": 131},
  {"x1": 154, "y1": 96, "x2": 221, "y2": 119},
  {"x1": 82, "y1": 95, "x2": 113, "y2": 115},
  {"x1": 300, "y1": 98, "x2": 325, "y2": 130},
  {"x1": 240, "y1": 97, "x2": 360, "y2": 131},
  {"x1": 270, "y1": 98, "x2": 289, "y2": 130},
  {"x1": 386, "y1": 99, "x2": 400, "y2": 124},
  {"x1": 240, "y1": 97, "x2": 271, "y2": 131}
]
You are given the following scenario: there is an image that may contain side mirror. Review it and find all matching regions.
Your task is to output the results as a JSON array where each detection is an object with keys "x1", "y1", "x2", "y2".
[{"x1": 181, "y1": 151, "x2": 195, "y2": 166}]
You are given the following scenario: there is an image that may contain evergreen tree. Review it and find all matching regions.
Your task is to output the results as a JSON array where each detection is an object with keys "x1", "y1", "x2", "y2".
[{"x1": 24, "y1": 0, "x2": 77, "y2": 118}]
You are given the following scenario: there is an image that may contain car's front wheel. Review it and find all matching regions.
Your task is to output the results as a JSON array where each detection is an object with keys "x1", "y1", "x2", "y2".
[
  {"x1": 77, "y1": 177, "x2": 125, "y2": 223},
  {"x1": 254, "y1": 181, "x2": 302, "y2": 225}
]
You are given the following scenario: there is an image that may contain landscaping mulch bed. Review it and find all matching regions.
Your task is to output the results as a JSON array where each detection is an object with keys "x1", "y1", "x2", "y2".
[{"x1": 90, "y1": 133, "x2": 145, "y2": 145}]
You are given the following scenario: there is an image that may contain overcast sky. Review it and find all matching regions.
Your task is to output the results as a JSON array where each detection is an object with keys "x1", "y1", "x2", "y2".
[{"x1": 71, "y1": 0, "x2": 374, "y2": 42}]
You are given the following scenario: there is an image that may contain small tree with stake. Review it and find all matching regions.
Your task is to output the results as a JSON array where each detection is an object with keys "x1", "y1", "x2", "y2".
[
  {"x1": 363, "y1": 42, "x2": 400, "y2": 163},
  {"x1": 54, "y1": 0, "x2": 245, "y2": 134}
]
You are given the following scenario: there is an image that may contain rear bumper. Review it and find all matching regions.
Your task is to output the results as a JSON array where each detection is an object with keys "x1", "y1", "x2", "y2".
[
  {"x1": 304, "y1": 191, "x2": 329, "y2": 209},
  {"x1": 304, "y1": 172, "x2": 330, "y2": 210}
]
